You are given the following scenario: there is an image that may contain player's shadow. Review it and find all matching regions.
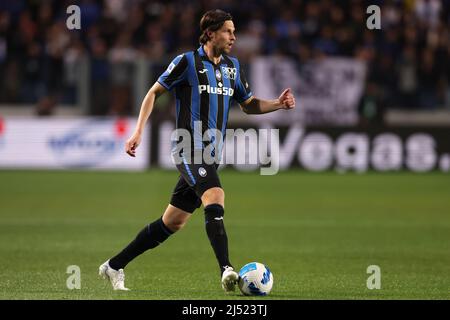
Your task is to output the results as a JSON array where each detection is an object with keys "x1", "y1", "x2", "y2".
[{"x1": 226, "y1": 292, "x2": 303, "y2": 299}]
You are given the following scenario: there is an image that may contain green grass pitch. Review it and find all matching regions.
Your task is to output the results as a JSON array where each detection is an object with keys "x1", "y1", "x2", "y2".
[{"x1": 0, "y1": 170, "x2": 449, "y2": 300}]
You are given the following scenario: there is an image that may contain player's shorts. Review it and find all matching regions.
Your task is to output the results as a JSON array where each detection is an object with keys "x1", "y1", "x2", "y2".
[{"x1": 170, "y1": 161, "x2": 221, "y2": 213}]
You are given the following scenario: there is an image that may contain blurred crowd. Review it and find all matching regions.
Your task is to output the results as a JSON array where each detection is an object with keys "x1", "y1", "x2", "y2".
[{"x1": 0, "y1": 0, "x2": 448, "y2": 118}]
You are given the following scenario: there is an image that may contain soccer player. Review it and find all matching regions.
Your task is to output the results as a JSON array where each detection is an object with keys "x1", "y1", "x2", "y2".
[{"x1": 99, "y1": 9, "x2": 295, "y2": 292}]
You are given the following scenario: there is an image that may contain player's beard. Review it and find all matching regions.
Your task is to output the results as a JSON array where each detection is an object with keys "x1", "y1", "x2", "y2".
[
  {"x1": 221, "y1": 43, "x2": 232, "y2": 54},
  {"x1": 213, "y1": 43, "x2": 227, "y2": 56}
]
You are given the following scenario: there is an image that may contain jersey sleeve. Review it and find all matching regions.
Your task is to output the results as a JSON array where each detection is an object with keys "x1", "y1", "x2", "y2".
[
  {"x1": 157, "y1": 54, "x2": 188, "y2": 91},
  {"x1": 233, "y1": 62, "x2": 253, "y2": 103}
]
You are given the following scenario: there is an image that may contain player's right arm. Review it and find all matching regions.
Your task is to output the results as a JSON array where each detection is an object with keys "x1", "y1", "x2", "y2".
[
  {"x1": 126, "y1": 53, "x2": 188, "y2": 157},
  {"x1": 125, "y1": 82, "x2": 166, "y2": 157}
]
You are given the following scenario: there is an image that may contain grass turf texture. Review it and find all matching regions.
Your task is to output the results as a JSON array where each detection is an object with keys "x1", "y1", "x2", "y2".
[{"x1": 0, "y1": 170, "x2": 449, "y2": 300}]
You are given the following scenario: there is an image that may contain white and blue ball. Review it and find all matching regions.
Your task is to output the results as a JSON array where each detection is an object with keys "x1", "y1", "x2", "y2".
[{"x1": 238, "y1": 262, "x2": 273, "y2": 296}]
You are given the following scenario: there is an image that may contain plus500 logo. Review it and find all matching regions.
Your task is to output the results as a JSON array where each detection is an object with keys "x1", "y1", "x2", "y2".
[{"x1": 198, "y1": 85, "x2": 234, "y2": 96}]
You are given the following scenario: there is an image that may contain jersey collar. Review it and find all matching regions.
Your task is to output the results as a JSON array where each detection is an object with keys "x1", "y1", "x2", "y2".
[{"x1": 198, "y1": 45, "x2": 224, "y2": 65}]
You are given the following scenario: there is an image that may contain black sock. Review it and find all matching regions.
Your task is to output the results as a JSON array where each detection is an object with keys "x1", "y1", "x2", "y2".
[
  {"x1": 109, "y1": 217, "x2": 173, "y2": 270},
  {"x1": 204, "y1": 204, "x2": 232, "y2": 275}
]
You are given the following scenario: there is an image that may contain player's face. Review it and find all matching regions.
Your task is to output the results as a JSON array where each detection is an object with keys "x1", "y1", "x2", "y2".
[{"x1": 211, "y1": 20, "x2": 236, "y2": 54}]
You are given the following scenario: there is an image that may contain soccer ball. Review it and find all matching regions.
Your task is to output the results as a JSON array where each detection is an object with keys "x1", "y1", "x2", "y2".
[{"x1": 238, "y1": 262, "x2": 273, "y2": 296}]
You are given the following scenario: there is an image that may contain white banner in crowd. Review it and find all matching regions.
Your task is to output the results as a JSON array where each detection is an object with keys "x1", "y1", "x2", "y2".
[
  {"x1": 0, "y1": 117, "x2": 149, "y2": 170},
  {"x1": 250, "y1": 57, "x2": 367, "y2": 125}
]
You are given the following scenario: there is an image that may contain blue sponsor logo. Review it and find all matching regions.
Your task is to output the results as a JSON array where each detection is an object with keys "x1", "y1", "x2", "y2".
[{"x1": 48, "y1": 121, "x2": 125, "y2": 168}]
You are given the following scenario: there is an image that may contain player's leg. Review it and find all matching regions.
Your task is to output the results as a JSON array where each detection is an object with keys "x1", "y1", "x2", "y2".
[
  {"x1": 201, "y1": 186, "x2": 230, "y2": 273},
  {"x1": 107, "y1": 204, "x2": 191, "y2": 271},
  {"x1": 177, "y1": 162, "x2": 232, "y2": 273},
  {"x1": 175, "y1": 159, "x2": 238, "y2": 291},
  {"x1": 162, "y1": 204, "x2": 192, "y2": 232},
  {"x1": 100, "y1": 176, "x2": 199, "y2": 290},
  {"x1": 201, "y1": 186, "x2": 238, "y2": 292},
  {"x1": 202, "y1": 187, "x2": 225, "y2": 206},
  {"x1": 99, "y1": 204, "x2": 191, "y2": 290}
]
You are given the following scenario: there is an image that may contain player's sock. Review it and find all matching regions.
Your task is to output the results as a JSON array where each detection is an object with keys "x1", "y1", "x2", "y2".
[
  {"x1": 109, "y1": 217, "x2": 173, "y2": 270},
  {"x1": 204, "y1": 204, "x2": 233, "y2": 275}
]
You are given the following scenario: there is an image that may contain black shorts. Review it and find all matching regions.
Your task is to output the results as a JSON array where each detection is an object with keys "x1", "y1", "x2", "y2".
[{"x1": 170, "y1": 162, "x2": 221, "y2": 213}]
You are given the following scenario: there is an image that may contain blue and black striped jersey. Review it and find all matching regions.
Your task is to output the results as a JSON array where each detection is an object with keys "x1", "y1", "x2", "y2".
[{"x1": 158, "y1": 45, "x2": 253, "y2": 150}]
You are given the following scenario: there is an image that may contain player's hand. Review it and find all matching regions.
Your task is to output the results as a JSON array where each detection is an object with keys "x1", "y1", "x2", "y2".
[
  {"x1": 278, "y1": 88, "x2": 295, "y2": 110},
  {"x1": 125, "y1": 132, "x2": 142, "y2": 157}
]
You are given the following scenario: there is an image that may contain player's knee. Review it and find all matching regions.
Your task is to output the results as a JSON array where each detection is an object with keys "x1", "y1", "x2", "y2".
[
  {"x1": 202, "y1": 187, "x2": 225, "y2": 206},
  {"x1": 163, "y1": 217, "x2": 187, "y2": 232},
  {"x1": 162, "y1": 207, "x2": 191, "y2": 232},
  {"x1": 165, "y1": 220, "x2": 186, "y2": 232}
]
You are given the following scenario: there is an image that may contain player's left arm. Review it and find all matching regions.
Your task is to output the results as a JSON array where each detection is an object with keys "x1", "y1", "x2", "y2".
[{"x1": 239, "y1": 88, "x2": 296, "y2": 114}]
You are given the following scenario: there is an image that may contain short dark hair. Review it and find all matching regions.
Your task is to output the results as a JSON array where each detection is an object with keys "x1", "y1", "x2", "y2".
[{"x1": 199, "y1": 9, "x2": 233, "y2": 45}]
